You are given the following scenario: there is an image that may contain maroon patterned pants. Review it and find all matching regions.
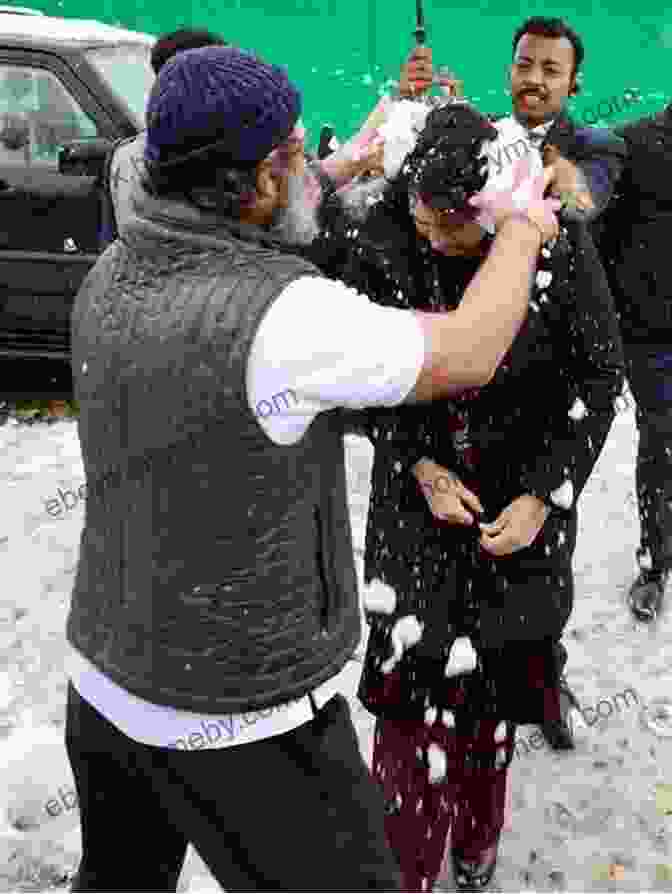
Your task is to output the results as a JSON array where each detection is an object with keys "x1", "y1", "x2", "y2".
[{"x1": 372, "y1": 714, "x2": 515, "y2": 892}]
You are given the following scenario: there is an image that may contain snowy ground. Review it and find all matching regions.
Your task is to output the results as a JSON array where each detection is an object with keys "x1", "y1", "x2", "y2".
[{"x1": 0, "y1": 405, "x2": 671, "y2": 892}]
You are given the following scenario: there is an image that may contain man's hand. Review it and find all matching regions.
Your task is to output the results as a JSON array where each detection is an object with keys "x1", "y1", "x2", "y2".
[
  {"x1": 349, "y1": 139, "x2": 385, "y2": 179},
  {"x1": 414, "y1": 458, "x2": 484, "y2": 525},
  {"x1": 542, "y1": 145, "x2": 594, "y2": 213},
  {"x1": 321, "y1": 133, "x2": 385, "y2": 187},
  {"x1": 479, "y1": 495, "x2": 549, "y2": 557},
  {"x1": 399, "y1": 47, "x2": 433, "y2": 98}
]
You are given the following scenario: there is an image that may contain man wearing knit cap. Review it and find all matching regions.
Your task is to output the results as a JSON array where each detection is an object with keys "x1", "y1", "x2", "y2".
[
  {"x1": 100, "y1": 30, "x2": 386, "y2": 250},
  {"x1": 64, "y1": 45, "x2": 558, "y2": 892},
  {"x1": 99, "y1": 27, "x2": 229, "y2": 248}
]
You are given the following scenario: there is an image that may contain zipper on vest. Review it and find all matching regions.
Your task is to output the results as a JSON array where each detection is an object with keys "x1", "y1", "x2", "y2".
[{"x1": 314, "y1": 506, "x2": 331, "y2": 631}]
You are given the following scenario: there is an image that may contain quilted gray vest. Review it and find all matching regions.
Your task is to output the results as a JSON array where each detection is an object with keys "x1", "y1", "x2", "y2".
[{"x1": 66, "y1": 180, "x2": 360, "y2": 714}]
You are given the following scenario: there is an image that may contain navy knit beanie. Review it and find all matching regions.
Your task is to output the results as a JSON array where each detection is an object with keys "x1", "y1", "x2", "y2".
[{"x1": 144, "y1": 45, "x2": 302, "y2": 170}]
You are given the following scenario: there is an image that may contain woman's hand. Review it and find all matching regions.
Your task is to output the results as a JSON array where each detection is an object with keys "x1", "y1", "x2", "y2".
[
  {"x1": 479, "y1": 494, "x2": 549, "y2": 556},
  {"x1": 413, "y1": 458, "x2": 484, "y2": 525}
]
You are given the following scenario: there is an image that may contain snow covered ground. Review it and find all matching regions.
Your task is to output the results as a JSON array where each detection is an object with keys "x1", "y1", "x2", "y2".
[{"x1": 0, "y1": 405, "x2": 671, "y2": 892}]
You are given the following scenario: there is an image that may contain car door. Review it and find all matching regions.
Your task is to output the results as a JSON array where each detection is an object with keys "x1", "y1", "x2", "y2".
[{"x1": 0, "y1": 50, "x2": 117, "y2": 380}]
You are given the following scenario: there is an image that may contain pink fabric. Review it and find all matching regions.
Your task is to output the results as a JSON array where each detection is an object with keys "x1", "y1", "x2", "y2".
[{"x1": 372, "y1": 715, "x2": 513, "y2": 892}]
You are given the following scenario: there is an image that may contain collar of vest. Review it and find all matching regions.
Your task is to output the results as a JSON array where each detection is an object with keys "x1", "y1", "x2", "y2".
[{"x1": 122, "y1": 162, "x2": 311, "y2": 259}]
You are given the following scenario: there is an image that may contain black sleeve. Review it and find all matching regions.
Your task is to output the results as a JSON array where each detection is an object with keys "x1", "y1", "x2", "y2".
[
  {"x1": 590, "y1": 160, "x2": 631, "y2": 293},
  {"x1": 516, "y1": 224, "x2": 625, "y2": 509},
  {"x1": 304, "y1": 187, "x2": 360, "y2": 281},
  {"x1": 546, "y1": 127, "x2": 624, "y2": 227},
  {"x1": 559, "y1": 131, "x2": 627, "y2": 226}
]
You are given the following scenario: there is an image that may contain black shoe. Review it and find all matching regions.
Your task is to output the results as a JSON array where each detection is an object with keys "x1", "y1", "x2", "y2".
[
  {"x1": 540, "y1": 678, "x2": 579, "y2": 751},
  {"x1": 451, "y1": 841, "x2": 499, "y2": 891},
  {"x1": 628, "y1": 569, "x2": 667, "y2": 622}
]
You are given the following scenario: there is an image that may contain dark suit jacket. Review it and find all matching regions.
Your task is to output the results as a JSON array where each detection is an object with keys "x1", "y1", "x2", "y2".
[
  {"x1": 491, "y1": 110, "x2": 627, "y2": 223},
  {"x1": 593, "y1": 105, "x2": 672, "y2": 347}
]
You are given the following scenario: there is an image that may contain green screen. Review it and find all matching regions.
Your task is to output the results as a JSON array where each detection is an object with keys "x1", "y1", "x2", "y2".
[{"x1": 15, "y1": 0, "x2": 671, "y2": 148}]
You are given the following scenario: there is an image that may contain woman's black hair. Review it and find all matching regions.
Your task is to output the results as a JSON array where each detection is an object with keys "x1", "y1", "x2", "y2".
[{"x1": 388, "y1": 102, "x2": 498, "y2": 216}]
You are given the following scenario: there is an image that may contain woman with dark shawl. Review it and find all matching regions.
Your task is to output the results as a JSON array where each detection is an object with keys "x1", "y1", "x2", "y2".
[{"x1": 311, "y1": 102, "x2": 625, "y2": 892}]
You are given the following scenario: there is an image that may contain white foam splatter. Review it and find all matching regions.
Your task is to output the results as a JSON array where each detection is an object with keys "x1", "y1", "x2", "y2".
[
  {"x1": 427, "y1": 743, "x2": 448, "y2": 783},
  {"x1": 494, "y1": 720, "x2": 507, "y2": 743},
  {"x1": 378, "y1": 100, "x2": 432, "y2": 181},
  {"x1": 550, "y1": 480, "x2": 574, "y2": 510},
  {"x1": 363, "y1": 579, "x2": 397, "y2": 615},
  {"x1": 443, "y1": 710, "x2": 456, "y2": 728},
  {"x1": 444, "y1": 636, "x2": 477, "y2": 678},
  {"x1": 425, "y1": 706, "x2": 438, "y2": 726},
  {"x1": 536, "y1": 270, "x2": 553, "y2": 289},
  {"x1": 381, "y1": 615, "x2": 424, "y2": 673},
  {"x1": 568, "y1": 397, "x2": 588, "y2": 421}
]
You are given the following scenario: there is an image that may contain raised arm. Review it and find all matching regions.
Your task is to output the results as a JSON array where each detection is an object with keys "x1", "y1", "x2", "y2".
[{"x1": 409, "y1": 215, "x2": 546, "y2": 400}]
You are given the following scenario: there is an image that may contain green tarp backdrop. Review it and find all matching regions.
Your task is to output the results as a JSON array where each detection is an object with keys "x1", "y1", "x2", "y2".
[{"x1": 20, "y1": 0, "x2": 672, "y2": 148}]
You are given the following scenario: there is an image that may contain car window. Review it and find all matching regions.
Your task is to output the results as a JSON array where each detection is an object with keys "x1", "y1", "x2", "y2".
[
  {"x1": 85, "y1": 44, "x2": 155, "y2": 129},
  {"x1": 0, "y1": 64, "x2": 99, "y2": 168}
]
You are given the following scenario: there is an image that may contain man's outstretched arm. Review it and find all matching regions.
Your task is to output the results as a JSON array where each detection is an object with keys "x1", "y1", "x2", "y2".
[{"x1": 408, "y1": 215, "x2": 543, "y2": 401}]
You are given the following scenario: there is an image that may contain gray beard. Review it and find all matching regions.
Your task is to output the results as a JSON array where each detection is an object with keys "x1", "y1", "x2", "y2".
[
  {"x1": 268, "y1": 173, "x2": 321, "y2": 247},
  {"x1": 338, "y1": 176, "x2": 387, "y2": 222}
]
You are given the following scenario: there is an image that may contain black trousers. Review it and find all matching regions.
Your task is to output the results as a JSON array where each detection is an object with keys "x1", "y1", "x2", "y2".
[
  {"x1": 627, "y1": 345, "x2": 672, "y2": 574},
  {"x1": 65, "y1": 683, "x2": 401, "y2": 892}
]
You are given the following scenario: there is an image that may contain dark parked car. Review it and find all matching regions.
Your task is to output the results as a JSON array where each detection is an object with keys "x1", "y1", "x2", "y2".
[{"x1": 0, "y1": 8, "x2": 155, "y2": 400}]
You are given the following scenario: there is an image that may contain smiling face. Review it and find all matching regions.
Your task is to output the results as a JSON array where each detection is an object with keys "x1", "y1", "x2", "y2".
[
  {"x1": 510, "y1": 33, "x2": 576, "y2": 127},
  {"x1": 412, "y1": 196, "x2": 486, "y2": 257}
]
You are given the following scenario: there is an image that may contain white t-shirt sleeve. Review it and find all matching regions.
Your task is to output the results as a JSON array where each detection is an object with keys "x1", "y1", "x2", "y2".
[{"x1": 246, "y1": 275, "x2": 426, "y2": 446}]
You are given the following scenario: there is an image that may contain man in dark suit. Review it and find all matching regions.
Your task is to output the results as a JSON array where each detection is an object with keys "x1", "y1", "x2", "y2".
[
  {"x1": 595, "y1": 106, "x2": 672, "y2": 625},
  {"x1": 396, "y1": 16, "x2": 627, "y2": 751},
  {"x1": 401, "y1": 17, "x2": 626, "y2": 222}
]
